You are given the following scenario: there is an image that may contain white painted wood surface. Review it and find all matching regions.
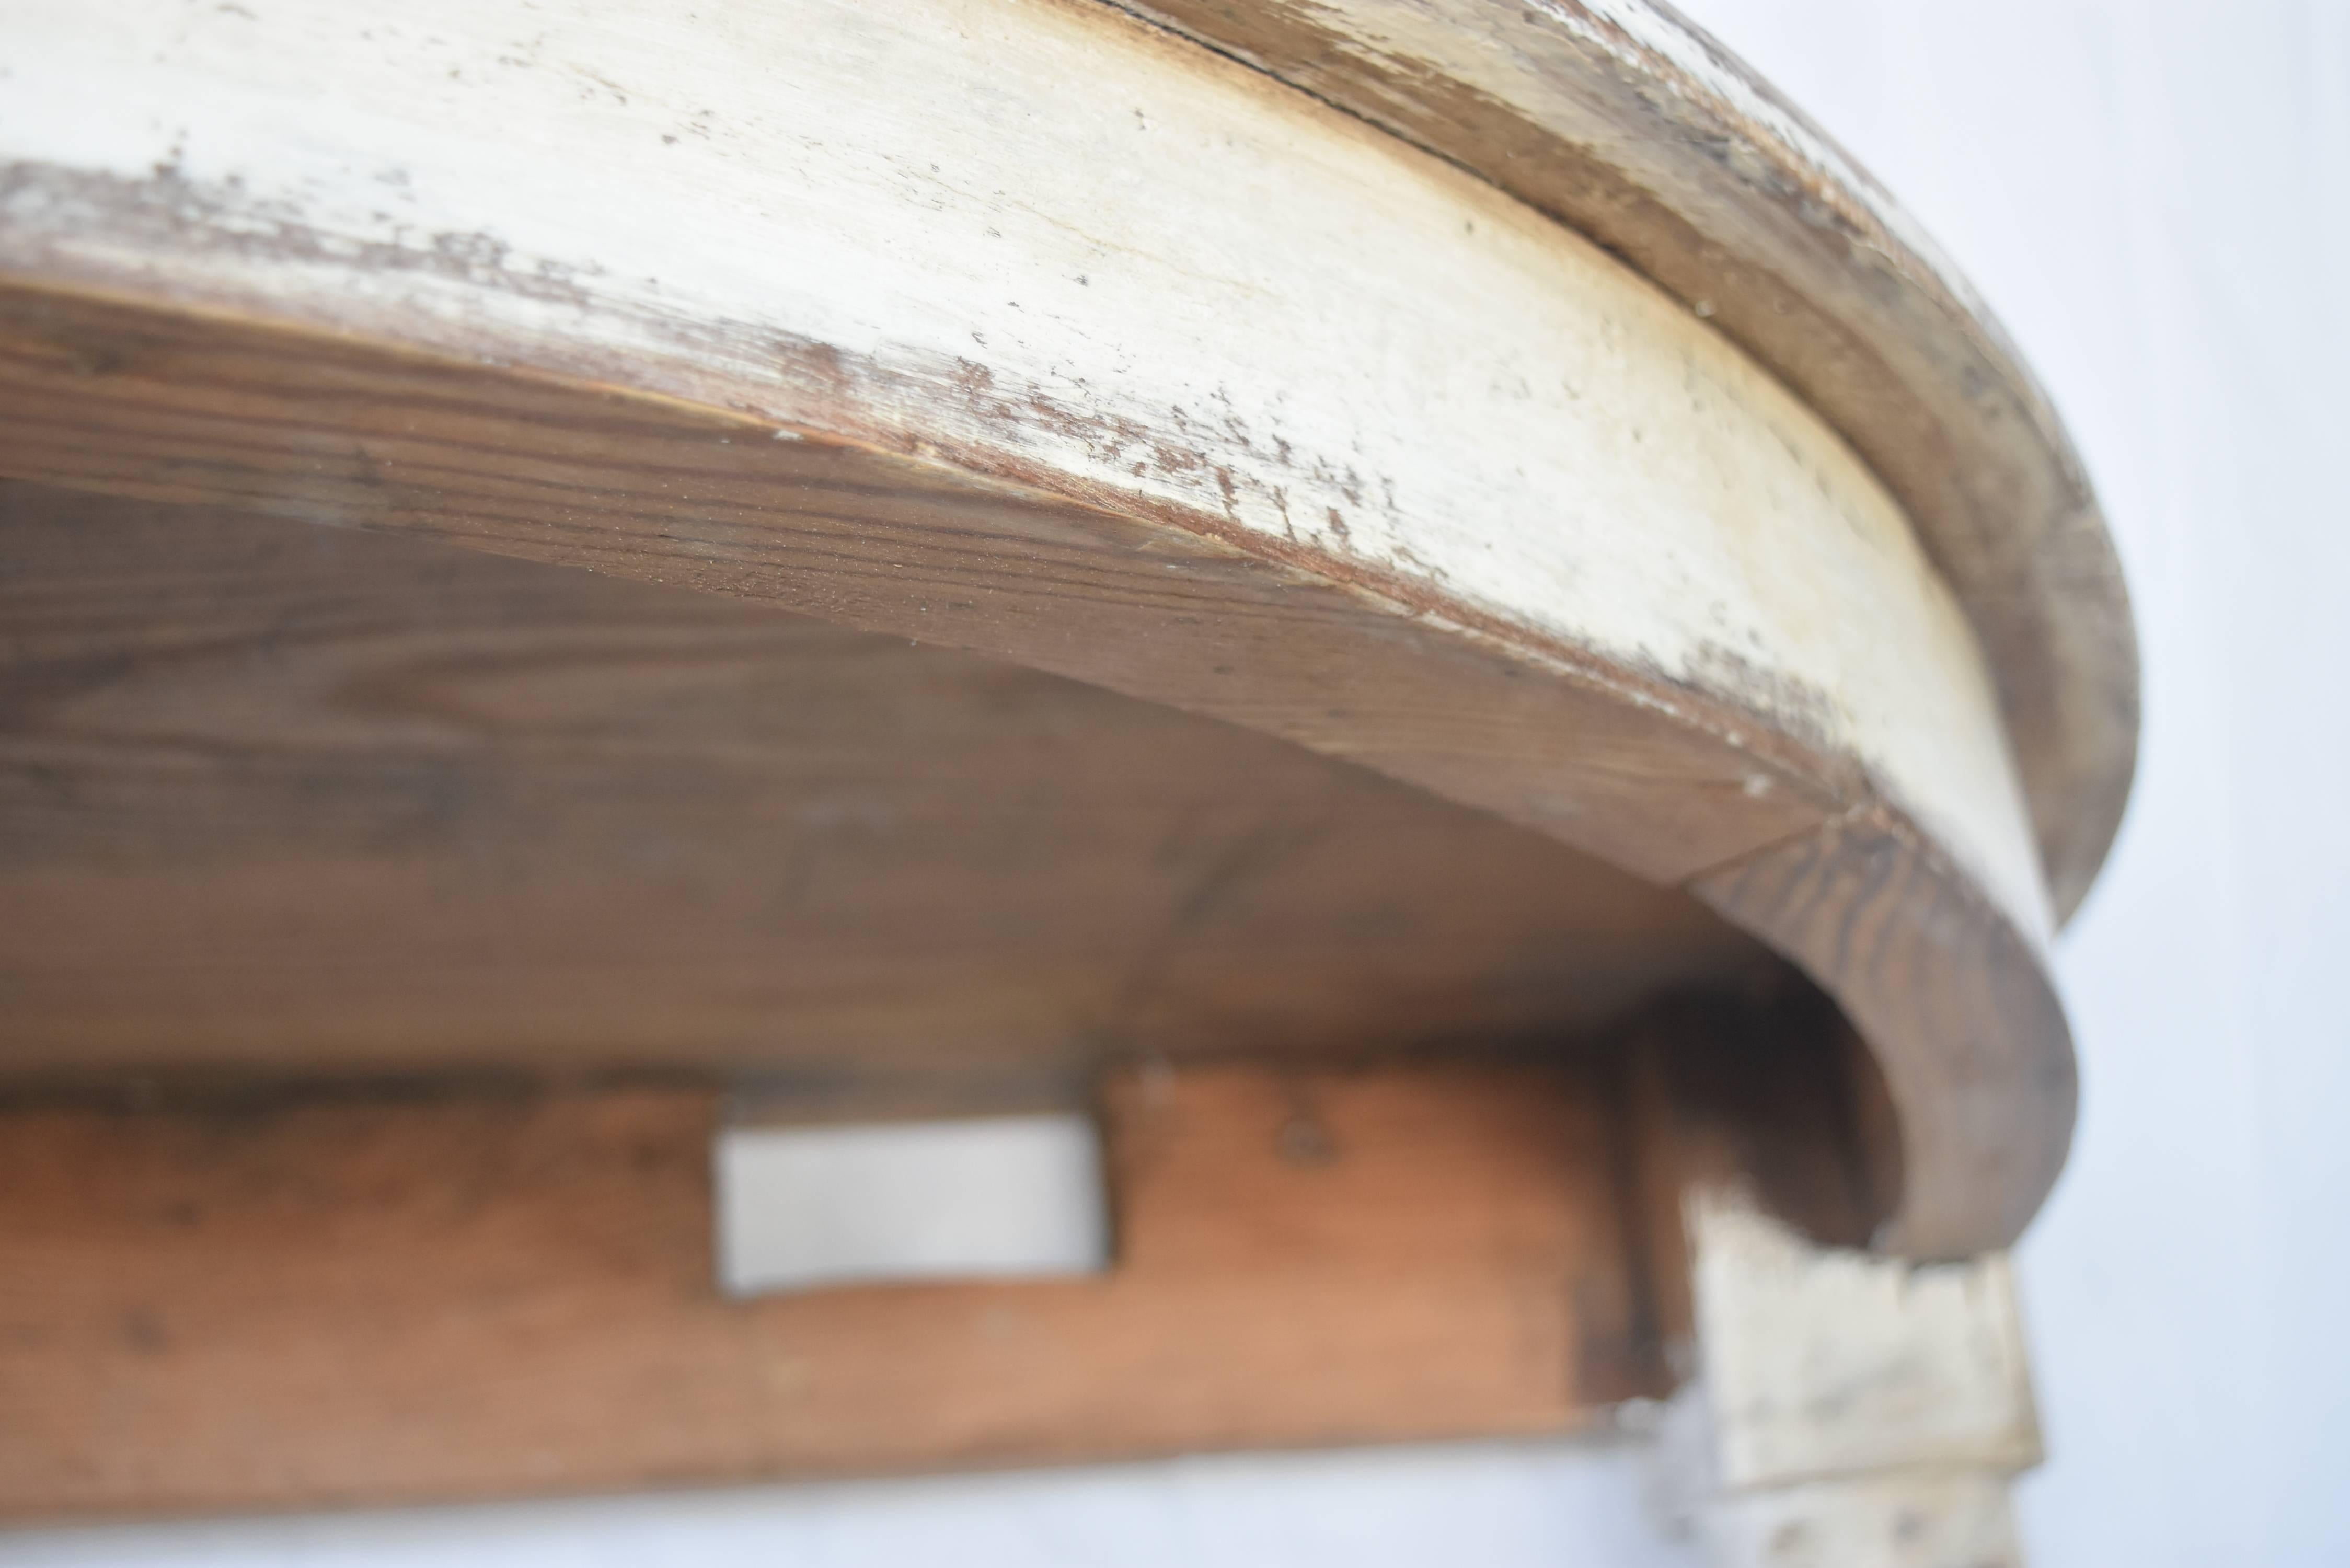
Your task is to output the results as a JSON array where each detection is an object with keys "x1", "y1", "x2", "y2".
[
  {"x1": 0, "y1": 0, "x2": 2045, "y2": 943},
  {"x1": 1698, "y1": 1474, "x2": 2019, "y2": 1568},
  {"x1": 1651, "y1": 1192, "x2": 2038, "y2": 1567},
  {"x1": 1122, "y1": 0, "x2": 2138, "y2": 925},
  {"x1": 1684, "y1": 1193, "x2": 2038, "y2": 1491}
]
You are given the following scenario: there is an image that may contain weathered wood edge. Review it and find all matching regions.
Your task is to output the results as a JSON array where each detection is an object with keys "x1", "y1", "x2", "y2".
[
  {"x1": 1692, "y1": 806, "x2": 2074, "y2": 1258},
  {"x1": 0, "y1": 281, "x2": 2067, "y2": 1254},
  {"x1": 1107, "y1": 0, "x2": 2139, "y2": 922}
]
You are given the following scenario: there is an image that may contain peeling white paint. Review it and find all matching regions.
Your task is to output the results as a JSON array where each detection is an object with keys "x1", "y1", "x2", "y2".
[
  {"x1": 1655, "y1": 1190, "x2": 2040, "y2": 1566},
  {"x1": 0, "y1": 0, "x2": 2044, "y2": 933}
]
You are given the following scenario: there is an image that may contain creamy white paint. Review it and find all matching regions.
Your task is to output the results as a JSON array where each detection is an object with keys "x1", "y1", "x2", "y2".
[
  {"x1": 1649, "y1": 1193, "x2": 2036, "y2": 1565},
  {"x1": 1683, "y1": 1192, "x2": 2038, "y2": 1492},
  {"x1": 1697, "y1": 1473, "x2": 2020, "y2": 1568},
  {"x1": 0, "y1": 0, "x2": 2045, "y2": 937}
]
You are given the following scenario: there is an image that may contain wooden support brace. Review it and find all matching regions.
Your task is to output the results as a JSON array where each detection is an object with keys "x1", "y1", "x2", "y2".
[{"x1": 0, "y1": 1058, "x2": 1662, "y2": 1521}]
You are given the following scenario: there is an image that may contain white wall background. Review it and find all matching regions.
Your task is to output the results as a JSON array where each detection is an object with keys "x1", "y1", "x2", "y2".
[{"x1": 7, "y1": 2, "x2": 2345, "y2": 1563}]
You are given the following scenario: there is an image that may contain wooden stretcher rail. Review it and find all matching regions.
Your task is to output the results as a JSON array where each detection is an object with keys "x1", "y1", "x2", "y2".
[
  {"x1": 0, "y1": 1004, "x2": 1874, "y2": 1522},
  {"x1": 0, "y1": 1065, "x2": 1639, "y2": 1518}
]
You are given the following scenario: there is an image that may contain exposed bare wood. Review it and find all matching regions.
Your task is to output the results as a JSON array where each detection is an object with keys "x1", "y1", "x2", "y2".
[
  {"x1": 1689, "y1": 809, "x2": 2072, "y2": 1254},
  {"x1": 0, "y1": 481, "x2": 1767, "y2": 1078},
  {"x1": 1618, "y1": 994, "x2": 1884, "y2": 1361},
  {"x1": 0, "y1": 287, "x2": 1839, "y2": 885},
  {"x1": 0, "y1": 1063, "x2": 1656, "y2": 1520}
]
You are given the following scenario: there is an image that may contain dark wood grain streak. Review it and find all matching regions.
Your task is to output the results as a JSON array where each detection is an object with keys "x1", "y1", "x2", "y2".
[
  {"x1": 1618, "y1": 993, "x2": 1892, "y2": 1361},
  {"x1": 0, "y1": 283, "x2": 1838, "y2": 885},
  {"x1": 1692, "y1": 809, "x2": 2073, "y2": 1256},
  {"x1": 1110, "y1": 0, "x2": 2138, "y2": 921},
  {"x1": 0, "y1": 482, "x2": 1767, "y2": 1078}
]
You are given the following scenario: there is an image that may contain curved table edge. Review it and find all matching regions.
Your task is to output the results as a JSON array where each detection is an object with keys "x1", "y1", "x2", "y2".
[{"x1": 1109, "y1": 0, "x2": 2140, "y2": 924}]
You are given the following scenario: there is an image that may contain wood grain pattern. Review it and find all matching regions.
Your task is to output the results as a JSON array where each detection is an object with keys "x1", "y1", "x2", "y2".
[
  {"x1": 0, "y1": 273, "x2": 2069, "y2": 1256},
  {"x1": 0, "y1": 481, "x2": 1768, "y2": 1078},
  {"x1": 1691, "y1": 808, "x2": 2074, "y2": 1254},
  {"x1": 0, "y1": 284, "x2": 1839, "y2": 882},
  {"x1": 1115, "y1": 0, "x2": 2139, "y2": 920},
  {"x1": 0, "y1": 1063, "x2": 1655, "y2": 1520}
]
